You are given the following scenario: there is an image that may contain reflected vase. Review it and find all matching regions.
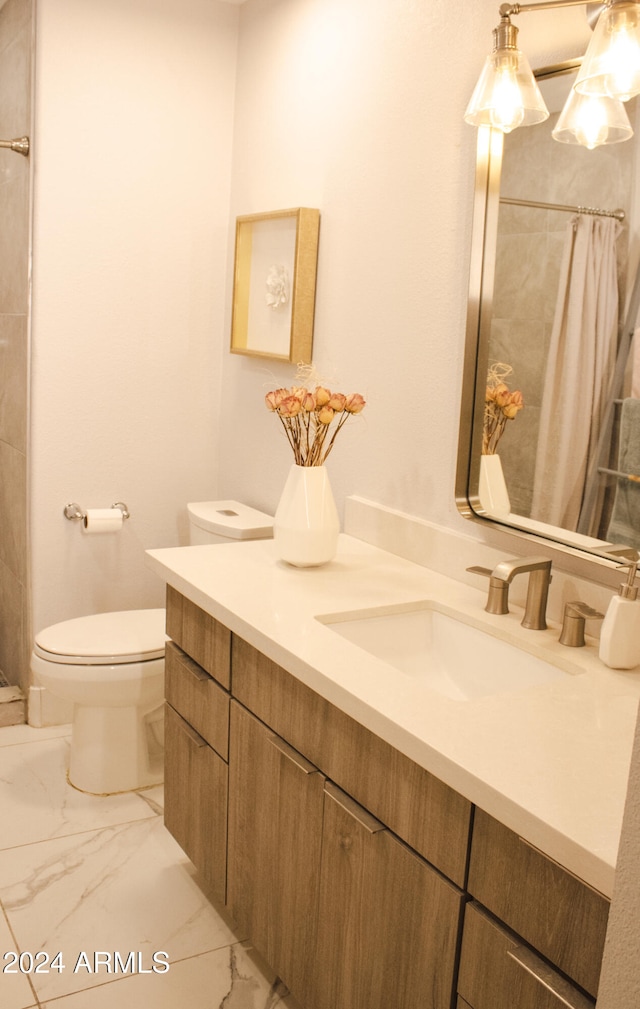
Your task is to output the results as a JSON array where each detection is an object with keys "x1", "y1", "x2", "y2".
[
  {"x1": 479, "y1": 454, "x2": 511, "y2": 518},
  {"x1": 274, "y1": 464, "x2": 340, "y2": 567}
]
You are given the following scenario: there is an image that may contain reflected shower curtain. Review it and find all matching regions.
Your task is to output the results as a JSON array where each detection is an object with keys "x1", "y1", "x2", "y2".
[{"x1": 531, "y1": 213, "x2": 621, "y2": 531}]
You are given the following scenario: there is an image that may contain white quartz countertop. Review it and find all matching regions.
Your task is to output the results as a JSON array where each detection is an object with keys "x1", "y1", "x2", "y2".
[{"x1": 146, "y1": 535, "x2": 640, "y2": 898}]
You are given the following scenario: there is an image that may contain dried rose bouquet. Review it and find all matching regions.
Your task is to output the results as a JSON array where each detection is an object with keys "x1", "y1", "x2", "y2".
[
  {"x1": 483, "y1": 363, "x2": 524, "y2": 455},
  {"x1": 265, "y1": 383, "x2": 366, "y2": 467}
]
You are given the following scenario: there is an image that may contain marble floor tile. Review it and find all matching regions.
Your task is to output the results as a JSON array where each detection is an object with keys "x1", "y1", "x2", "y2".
[
  {"x1": 38, "y1": 942, "x2": 301, "y2": 1009},
  {"x1": 0, "y1": 906, "x2": 38, "y2": 1009},
  {"x1": 0, "y1": 816, "x2": 244, "y2": 1002},
  {"x1": 0, "y1": 724, "x2": 71, "y2": 747},
  {"x1": 0, "y1": 737, "x2": 158, "y2": 850}
]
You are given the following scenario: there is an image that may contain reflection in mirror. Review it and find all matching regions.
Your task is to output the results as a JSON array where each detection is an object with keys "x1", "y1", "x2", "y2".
[{"x1": 463, "y1": 62, "x2": 640, "y2": 561}]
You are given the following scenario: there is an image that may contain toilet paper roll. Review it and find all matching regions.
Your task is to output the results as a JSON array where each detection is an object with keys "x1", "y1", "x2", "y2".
[{"x1": 82, "y1": 508, "x2": 124, "y2": 534}]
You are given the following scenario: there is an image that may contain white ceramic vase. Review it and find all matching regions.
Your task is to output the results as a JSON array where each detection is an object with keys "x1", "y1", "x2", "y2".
[
  {"x1": 274, "y1": 464, "x2": 340, "y2": 567},
  {"x1": 479, "y1": 453, "x2": 511, "y2": 518}
]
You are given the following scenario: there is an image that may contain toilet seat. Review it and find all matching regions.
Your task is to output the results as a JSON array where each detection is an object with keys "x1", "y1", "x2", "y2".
[{"x1": 34, "y1": 609, "x2": 166, "y2": 665}]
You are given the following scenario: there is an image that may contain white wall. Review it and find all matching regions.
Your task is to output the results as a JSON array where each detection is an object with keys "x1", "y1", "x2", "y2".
[
  {"x1": 30, "y1": 0, "x2": 239, "y2": 633},
  {"x1": 217, "y1": 0, "x2": 590, "y2": 529}
]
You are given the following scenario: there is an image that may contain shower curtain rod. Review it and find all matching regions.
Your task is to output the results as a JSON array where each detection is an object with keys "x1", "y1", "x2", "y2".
[
  {"x1": 599, "y1": 466, "x2": 640, "y2": 484},
  {"x1": 500, "y1": 196, "x2": 625, "y2": 221},
  {"x1": 0, "y1": 136, "x2": 29, "y2": 157}
]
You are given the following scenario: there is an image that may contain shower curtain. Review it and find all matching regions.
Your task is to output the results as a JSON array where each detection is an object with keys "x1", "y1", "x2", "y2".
[{"x1": 530, "y1": 213, "x2": 621, "y2": 531}]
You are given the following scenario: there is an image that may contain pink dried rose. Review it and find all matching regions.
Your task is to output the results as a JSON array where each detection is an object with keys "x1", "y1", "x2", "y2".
[
  {"x1": 328, "y1": 392, "x2": 347, "y2": 412},
  {"x1": 265, "y1": 380, "x2": 367, "y2": 466},
  {"x1": 315, "y1": 386, "x2": 331, "y2": 407},
  {"x1": 345, "y1": 393, "x2": 366, "y2": 414},
  {"x1": 278, "y1": 395, "x2": 302, "y2": 418},
  {"x1": 318, "y1": 406, "x2": 335, "y2": 425}
]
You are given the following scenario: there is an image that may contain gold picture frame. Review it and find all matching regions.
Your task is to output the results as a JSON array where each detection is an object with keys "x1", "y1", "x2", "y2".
[{"x1": 230, "y1": 207, "x2": 320, "y2": 362}]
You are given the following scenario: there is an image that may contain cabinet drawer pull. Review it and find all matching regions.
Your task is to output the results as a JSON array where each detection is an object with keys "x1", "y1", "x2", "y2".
[
  {"x1": 324, "y1": 781, "x2": 385, "y2": 833},
  {"x1": 506, "y1": 946, "x2": 593, "y2": 1009},
  {"x1": 176, "y1": 715, "x2": 207, "y2": 748},
  {"x1": 186, "y1": 661, "x2": 210, "y2": 683},
  {"x1": 267, "y1": 733, "x2": 317, "y2": 774}
]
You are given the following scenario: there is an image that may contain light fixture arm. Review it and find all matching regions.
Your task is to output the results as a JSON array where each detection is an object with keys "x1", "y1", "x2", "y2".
[{"x1": 500, "y1": 1, "x2": 603, "y2": 15}]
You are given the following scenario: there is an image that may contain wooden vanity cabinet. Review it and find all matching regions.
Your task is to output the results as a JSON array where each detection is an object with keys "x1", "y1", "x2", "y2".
[
  {"x1": 165, "y1": 585, "x2": 231, "y2": 689},
  {"x1": 227, "y1": 700, "x2": 325, "y2": 1006},
  {"x1": 164, "y1": 589, "x2": 468, "y2": 1009},
  {"x1": 163, "y1": 613, "x2": 231, "y2": 905},
  {"x1": 163, "y1": 589, "x2": 610, "y2": 1009},
  {"x1": 163, "y1": 703, "x2": 228, "y2": 904},
  {"x1": 458, "y1": 902, "x2": 595, "y2": 1009},
  {"x1": 466, "y1": 809, "x2": 609, "y2": 1000},
  {"x1": 231, "y1": 633, "x2": 472, "y2": 887},
  {"x1": 312, "y1": 782, "x2": 464, "y2": 1009},
  {"x1": 226, "y1": 699, "x2": 464, "y2": 1009}
]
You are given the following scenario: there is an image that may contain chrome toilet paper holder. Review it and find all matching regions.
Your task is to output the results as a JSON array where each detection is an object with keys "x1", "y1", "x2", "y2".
[{"x1": 63, "y1": 502, "x2": 131, "y2": 521}]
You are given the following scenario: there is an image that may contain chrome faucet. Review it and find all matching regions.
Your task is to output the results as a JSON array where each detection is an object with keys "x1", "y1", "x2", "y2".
[{"x1": 468, "y1": 555, "x2": 552, "y2": 629}]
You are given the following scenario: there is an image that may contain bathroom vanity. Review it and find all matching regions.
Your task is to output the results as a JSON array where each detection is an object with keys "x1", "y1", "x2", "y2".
[{"x1": 147, "y1": 535, "x2": 640, "y2": 1009}]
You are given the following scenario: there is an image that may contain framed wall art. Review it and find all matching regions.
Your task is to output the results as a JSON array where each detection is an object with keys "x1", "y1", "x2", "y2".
[{"x1": 230, "y1": 207, "x2": 320, "y2": 362}]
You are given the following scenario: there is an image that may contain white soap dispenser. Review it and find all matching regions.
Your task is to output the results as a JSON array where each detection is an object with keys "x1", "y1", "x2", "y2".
[{"x1": 599, "y1": 560, "x2": 640, "y2": 670}]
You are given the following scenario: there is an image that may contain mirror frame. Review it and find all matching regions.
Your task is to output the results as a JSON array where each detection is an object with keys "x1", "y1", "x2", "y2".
[{"x1": 455, "y1": 59, "x2": 628, "y2": 575}]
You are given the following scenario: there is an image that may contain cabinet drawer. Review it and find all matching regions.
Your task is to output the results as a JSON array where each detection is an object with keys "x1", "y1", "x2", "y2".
[
  {"x1": 227, "y1": 701, "x2": 325, "y2": 1006},
  {"x1": 165, "y1": 641, "x2": 230, "y2": 759},
  {"x1": 166, "y1": 586, "x2": 230, "y2": 688},
  {"x1": 313, "y1": 782, "x2": 464, "y2": 1009},
  {"x1": 468, "y1": 809, "x2": 609, "y2": 997},
  {"x1": 231, "y1": 635, "x2": 472, "y2": 886},
  {"x1": 164, "y1": 704, "x2": 228, "y2": 905},
  {"x1": 458, "y1": 902, "x2": 594, "y2": 1009}
]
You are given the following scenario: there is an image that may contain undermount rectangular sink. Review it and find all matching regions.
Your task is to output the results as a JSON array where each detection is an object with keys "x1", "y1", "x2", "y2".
[{"x1": 317, "y1": 603, "x2": 580, "y2": 702}]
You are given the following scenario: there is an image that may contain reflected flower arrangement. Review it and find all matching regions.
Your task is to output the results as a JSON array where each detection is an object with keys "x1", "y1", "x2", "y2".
[{"x1": 483, "y1": 362, "x2": 524, "y2": 455}]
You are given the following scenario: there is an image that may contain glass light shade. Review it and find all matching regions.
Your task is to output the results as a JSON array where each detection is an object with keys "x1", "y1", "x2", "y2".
[
  {"x1": 465, "y1": 46, "x2": 549, "y2": 133},
  {"x1": 575, "y1": 1, "x2": 640, "y2": 101},
  {"x1": 552, "y1": 88, "x2": 633, "y2": 147}
]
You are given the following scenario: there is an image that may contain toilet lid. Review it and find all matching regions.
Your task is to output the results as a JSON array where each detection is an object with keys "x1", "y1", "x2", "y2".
[{"x1": 34, "y1": 609, "x2": 167, "y2": 665}]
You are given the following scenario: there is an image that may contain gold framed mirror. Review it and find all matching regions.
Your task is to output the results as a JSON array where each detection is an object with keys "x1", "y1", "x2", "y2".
[{"x1": 457, "y1": 59, "x2": 640, "y2": 566}]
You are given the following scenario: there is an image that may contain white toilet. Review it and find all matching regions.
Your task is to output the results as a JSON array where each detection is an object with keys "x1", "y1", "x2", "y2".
[{"x1": 31, "y1": 501, "x2": 273, "y2": 795}]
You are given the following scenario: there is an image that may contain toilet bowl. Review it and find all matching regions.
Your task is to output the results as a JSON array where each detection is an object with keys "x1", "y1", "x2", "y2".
[
  {"x1": 31, "y1": 501, "x2": 273, "y2": 796},
  {"x1": 31, "y1": 609, "x2": 166, "y2": 795}
]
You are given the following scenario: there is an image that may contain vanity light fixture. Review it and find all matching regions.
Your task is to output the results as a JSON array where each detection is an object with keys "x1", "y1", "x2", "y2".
[
  {"x1": 466, "y1": 1, "x2": 640, "y2": 141},
  {"x1": 576, "y1": 1, "x2": 640, "y2": 101},
  {"x1": 552, "y1": 88, "x2": 633, "y2": 146},
  {"x1": 464, "y1": 10, "x2": 549, "y2": 131}
]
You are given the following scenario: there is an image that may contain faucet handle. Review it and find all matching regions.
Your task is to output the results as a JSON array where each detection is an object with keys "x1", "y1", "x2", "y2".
[
  {"x1": 559, "y1": 601, "x2": 604, "y2": 648},
  {"x1": 466, "y1": 565, "x2": 509, "y2": 615}
]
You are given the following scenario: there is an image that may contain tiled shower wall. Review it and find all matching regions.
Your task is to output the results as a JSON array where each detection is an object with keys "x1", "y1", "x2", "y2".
[
  {"x1": 490, "y1": 102, "x2": 635, "y2": 517},
  {"x1": 0, "y1": 0, "x2": 32, "y2": 692}
]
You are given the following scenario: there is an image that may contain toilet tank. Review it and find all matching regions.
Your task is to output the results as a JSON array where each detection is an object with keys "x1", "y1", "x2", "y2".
[{"x1": 187, "y1": 500, "x2": 273, "y2": 545}]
